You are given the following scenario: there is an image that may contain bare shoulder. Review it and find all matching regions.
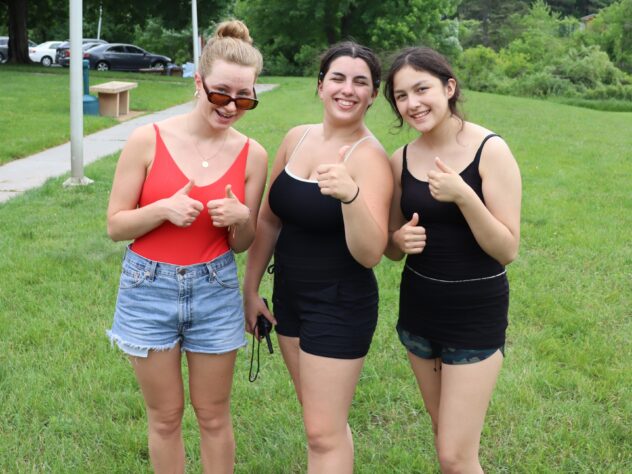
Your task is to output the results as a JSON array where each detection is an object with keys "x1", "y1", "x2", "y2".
[
  {"x1": 284, "y1": 123, "x2": 314, "y2": 146},
  {"x1": 119, "y1": 123, "x2": 156, "y2": 166},
  {"x1": 246, "y1": 137, "x2": 268, "y2": 165},
  {"x1": 390, "y1": 145, "x2": 405, "y2": 168}
]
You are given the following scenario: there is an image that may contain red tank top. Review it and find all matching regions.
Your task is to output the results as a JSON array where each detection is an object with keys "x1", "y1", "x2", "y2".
[{"x1": 131, "y1": 124, "x2": 249, "y2": 265}]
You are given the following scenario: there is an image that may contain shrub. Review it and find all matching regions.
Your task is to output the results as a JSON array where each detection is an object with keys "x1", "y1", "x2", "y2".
[{"x1": 457, "y1": 45, "x2": 506, "y2": 92}]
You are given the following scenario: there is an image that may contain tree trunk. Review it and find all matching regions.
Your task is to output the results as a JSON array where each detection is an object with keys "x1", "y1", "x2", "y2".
[{"x1": 8, "y1": 0, "x2": 31, "y2": 64}]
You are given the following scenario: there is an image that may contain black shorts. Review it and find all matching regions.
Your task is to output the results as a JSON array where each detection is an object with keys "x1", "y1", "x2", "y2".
[{"x1": 271, "y1": 260, "x2": 378, "y2": 359}]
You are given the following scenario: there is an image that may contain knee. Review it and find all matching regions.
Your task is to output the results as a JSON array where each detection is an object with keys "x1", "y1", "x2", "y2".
[
  {"x1": 305, "y1": 424, "x2": 340, "y2": 455},
  {"x1": 148, "y1": 405, "x2": 184, "y2": 439},
  {"x1": 437, "y1": 447, "x2": 476, "y2": 474},
  {"x1": 193, "y1": 402, "x2": 231, "y2": 435}
]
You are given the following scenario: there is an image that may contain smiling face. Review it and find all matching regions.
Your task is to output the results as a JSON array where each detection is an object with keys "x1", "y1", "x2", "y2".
[
  {"x1": 392, "y1": 66, "x2": 456, "y2": 134},
  {"x1": 195, "y1": 59, "x2": 257, "y2": 129},
  {"x1": 317, "y1": 56, "x2": 377, "y2": 124}
]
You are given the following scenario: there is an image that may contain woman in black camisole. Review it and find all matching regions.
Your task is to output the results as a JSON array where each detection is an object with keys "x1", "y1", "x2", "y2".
[
  {"x1": 243, "y1": 42, "x2": 392, "y2": 473},
  {"x1": 383, "y1": 47, "x2": 522, "y2": 472}
]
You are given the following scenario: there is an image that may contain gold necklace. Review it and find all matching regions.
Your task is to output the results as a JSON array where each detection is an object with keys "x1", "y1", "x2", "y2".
[{"x1": 189, "y1": 117, "x2": 228, "y2": 168}]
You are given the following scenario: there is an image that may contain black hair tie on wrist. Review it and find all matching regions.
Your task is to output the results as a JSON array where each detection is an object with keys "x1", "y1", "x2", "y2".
[{"x1": 341, "y1": 185, "x2": 360, "y2": 204}]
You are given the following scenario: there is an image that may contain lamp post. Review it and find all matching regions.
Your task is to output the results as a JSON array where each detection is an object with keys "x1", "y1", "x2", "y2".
[
  {"x1": 191, "y1": 0, "x2": 200, "y2": 73},
  {"x1": 64, "y1": 0, "x2": 93, "y2": 187}
]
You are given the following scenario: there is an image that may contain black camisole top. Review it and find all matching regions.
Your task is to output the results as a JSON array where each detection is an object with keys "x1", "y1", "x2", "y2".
[{"x1": 400, "y1": 134, "x2": 505, "y2": 280}]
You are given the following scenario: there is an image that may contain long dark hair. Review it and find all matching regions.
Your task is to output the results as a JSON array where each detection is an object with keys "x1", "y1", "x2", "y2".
[
  {"x1": 384, "y1": 47, "x2": 463, "y2": 127},
  {"x1": 317, "y1": 41, "x2": 381, "y2": 93}
]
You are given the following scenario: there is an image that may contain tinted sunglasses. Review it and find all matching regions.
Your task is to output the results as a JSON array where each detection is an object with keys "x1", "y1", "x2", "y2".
[{"x1": 201, "y1": 80, "x2": 259, "y2": 110}]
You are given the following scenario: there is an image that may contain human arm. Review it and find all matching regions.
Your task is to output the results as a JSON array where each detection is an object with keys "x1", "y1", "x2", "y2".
[
  {"x1": 207, "y1": 140, "x2": 268, "y2": 253},
  {"x1": 427, "y1": 137, "x2": 521, "y2": 265},
  {"x1": 107, "y1": 125, "x2": 204, "y2": 241},
  {"x1": 242, "y1": 131, "x2": 299, "y2": 333},
  {"x1": 316, "y1": 140, "x2": 393, "y2": 268},
  {"x1": 385, "y1": 148, "x2": 427, "y2": 260}
]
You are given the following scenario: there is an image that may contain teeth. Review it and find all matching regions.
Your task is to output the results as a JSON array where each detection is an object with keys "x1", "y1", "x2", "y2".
[{"x1": 337, "y1": 99, "x2": 355, "y2": 107}]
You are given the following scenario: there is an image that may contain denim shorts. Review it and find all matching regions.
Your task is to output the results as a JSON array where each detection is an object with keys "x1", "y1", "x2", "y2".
[
  {"x1": 107, "y1": 247, "x2": 246, "y2": 357},
  {"x1": 397, "y1": 324, "x2": 504, "y2": 365}
]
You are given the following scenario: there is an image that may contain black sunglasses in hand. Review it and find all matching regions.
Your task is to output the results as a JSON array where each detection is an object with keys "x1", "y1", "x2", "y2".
[{"x1": 201, "y1": 80, "x2": 259, "y2": 110}]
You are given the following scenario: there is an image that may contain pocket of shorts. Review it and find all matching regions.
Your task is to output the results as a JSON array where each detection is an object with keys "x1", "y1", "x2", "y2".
[
  {"x1": 211, "y1": 264, "x2": 240, "y2": 289},
  {"x1": 119, "y1": 268, "x2": 148, "y2": 290}
]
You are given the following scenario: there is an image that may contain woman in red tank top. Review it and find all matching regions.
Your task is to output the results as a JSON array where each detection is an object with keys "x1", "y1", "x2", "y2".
[{"x1": 106, "y1": 20, "x2": 268, "y2": 472}]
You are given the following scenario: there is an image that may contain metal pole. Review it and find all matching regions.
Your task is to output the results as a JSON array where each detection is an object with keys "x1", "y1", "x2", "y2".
[
  {"x1": 97, "y1": 3, "x2": 102, "y2": 40},
  {"x1": 64, "y1": 0, "x2": 93, "y2": 187},
  {"x1": 191, "y1": 0, "x2": 199, "y2": 73}
]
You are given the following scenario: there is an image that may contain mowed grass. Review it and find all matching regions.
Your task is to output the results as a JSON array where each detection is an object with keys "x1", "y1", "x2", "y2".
[
  {"x1": 0, "y1": 76, "x2": 630, "y2": 473},
  {"x1": 0, "y1": 64, "x2": 193, "y2": 165}
]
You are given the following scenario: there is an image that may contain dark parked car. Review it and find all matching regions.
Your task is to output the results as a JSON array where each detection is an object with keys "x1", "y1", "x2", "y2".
[
  {"x1": 0, "y1": 37, "x2": 37, "y2": 63},
  {"x1": 56, "y1": 38, "x2": 108, "y2": 67},
  {"x1": 84, "y1": 43, "x2": 171, "y2": 71}
]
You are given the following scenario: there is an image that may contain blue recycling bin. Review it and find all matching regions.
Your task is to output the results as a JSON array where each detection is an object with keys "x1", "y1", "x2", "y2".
[{"x1": 83, "y1": 59, "x2": 99, "y2": 116}]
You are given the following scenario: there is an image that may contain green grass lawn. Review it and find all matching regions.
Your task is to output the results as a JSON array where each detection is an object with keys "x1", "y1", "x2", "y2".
[
  {"x1": 0, "y1": 64, "x2": 194, "y2": 165},
  {"x1": 0, "y1": 75, "x2": 630, "y2": 473}
]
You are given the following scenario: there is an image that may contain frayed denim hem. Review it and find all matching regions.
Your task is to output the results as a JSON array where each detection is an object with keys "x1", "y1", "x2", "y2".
[{"x1": 106, "y1": 330, "x2": 180, "y2": 358}]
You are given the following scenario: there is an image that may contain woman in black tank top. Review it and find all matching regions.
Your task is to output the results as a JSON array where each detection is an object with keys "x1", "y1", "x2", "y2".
[
  {"x1": 383, "y1": 47, "x2": 522, "y2": 472},
  {"x1": 243, "y1": 42, "x2": 392, "y2": 473}
]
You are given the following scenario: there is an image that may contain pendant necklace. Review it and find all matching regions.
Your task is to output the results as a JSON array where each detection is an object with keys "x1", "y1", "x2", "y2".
[{"x1": 190, "y1": 117, "x2": 227, "y2": 168}]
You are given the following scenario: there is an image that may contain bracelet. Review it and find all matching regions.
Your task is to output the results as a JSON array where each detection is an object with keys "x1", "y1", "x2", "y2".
[{"x1": 341, "y1": 185, "x2": 360, "y2": 204}]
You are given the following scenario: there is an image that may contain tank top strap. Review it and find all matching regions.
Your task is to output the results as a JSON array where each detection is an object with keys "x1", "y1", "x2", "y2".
[
  {"x1": 286, "y1": 126, "x2": 312, "y2": 165},
  {"x1": 402, "y1": 144, "x2": 409, "y2": 173},
  {"x1": 343, "y1": 135, "x2": 375, "y2": 162},
  {"x1": 473, "y1": 134, "x2": 500, "y2": 167}
]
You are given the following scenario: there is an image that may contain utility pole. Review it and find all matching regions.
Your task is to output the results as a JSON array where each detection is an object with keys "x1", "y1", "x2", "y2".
[
  {"x1": 97, "y1": 2, "x2": 103, "y2": 40},
  {"x1": 64, "y1": 0, "x2": 93, "y2": 188},
  {"x1": 191, "y1": 0, "x2": 200, "y2": 73}
]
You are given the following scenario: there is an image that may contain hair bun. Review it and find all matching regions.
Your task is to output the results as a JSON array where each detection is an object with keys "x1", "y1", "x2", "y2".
[{"x1": 214, "y1": 20, "x2": 253, "y2": 45}]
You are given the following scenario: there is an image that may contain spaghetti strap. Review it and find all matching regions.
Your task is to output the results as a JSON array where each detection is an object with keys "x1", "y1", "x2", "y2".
[
  {"x1": 343, "y1": 135, "x2": 374, "y2": 162},
  {"x1": 402, "y1": 144, "x2": 409, "y2": 170},
  {"x1": 473, "y1": 134, "x2": 500, "y2": 166},
  {"x1": 286, "y1": 126, "x2": 312, "y2": 165}
]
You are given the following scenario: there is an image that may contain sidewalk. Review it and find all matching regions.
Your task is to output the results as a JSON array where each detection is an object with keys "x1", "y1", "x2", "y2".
[{"x1": 0, "y1": 84, "x2": 277, "y2": 204}]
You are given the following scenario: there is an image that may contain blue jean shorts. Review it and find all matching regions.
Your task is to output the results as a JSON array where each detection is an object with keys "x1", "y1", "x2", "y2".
[
  {"x1": 107, "y1": 247, "x2": 246, "y2": 357},
  {"x1": 397, "y1": 324, "x2": 504, "y2": 365}
]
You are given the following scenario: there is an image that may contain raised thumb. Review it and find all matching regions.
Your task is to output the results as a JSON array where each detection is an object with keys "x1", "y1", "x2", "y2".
[
  {"x1": 225, "y1": 184, "x2": 236, "y2": 199},
  {"x1": 434, "y1": 157, "x2": 454, "y2": 174},
  {"x1": 177, "y1": 180, "x2": 194, "y2": 195},
  {"x1": 338, "y1": 145, "x2": 351, "y2": 162},
  {"x1": 408, "y1": 212, "x2": 419, "y2": 226}
]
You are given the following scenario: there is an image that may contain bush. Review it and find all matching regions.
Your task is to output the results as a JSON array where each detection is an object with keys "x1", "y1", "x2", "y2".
[
  {"x1": 457, "y1": 45, "x2": 506, "y2": 92},
  {"x1": 510, "y1": 69, "x2": 580, "y2": 97}
]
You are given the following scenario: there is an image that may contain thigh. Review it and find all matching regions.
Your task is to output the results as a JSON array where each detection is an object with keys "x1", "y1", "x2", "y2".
[
  {"x1": 187, "y1": 351, "x2": 237, "y2": 411},
  {"x1": 299, "y1": 350, "x2": 365, "y2": 432},
  {"x1": 131, "y1": 347, "x2": 184, "y2": 415},
  {"x1": 407, "y1": 352, "x2": 442, "y2": 428},
  {"x1": 437, "y1": 350, "x2": 503, "y2": 453}
]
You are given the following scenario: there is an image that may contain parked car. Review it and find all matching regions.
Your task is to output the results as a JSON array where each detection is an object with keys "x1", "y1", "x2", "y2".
[
  {"x1": 29, "y1": 41, "x2": 63, "y2": 66},
  {"x1": 56, "y1": 38, "x2": 108, "y2": 67},
  {"x1": 84, "y1": 43, "x2": 171, "y2": 71},
  {"x1": 0, "y1": 37, "x2": 37, "y2": 63}
]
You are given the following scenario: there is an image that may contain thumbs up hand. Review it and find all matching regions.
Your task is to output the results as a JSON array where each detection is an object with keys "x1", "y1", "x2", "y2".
[
  {"x1": 427, "y1": 157, "x2": 466, "y2": 203},
  {"x1": 207, "y1": 184, "x2": 250, "y2": 228},
  {"x1": 316, "y1": 145, "x2": 358, "y2": 202},
  {"x1": 165, "y1": 180, "x2": 204, "y2": 227},
  {"x1": 393, "y1": 212, "x2": 426, "y2": 254}
]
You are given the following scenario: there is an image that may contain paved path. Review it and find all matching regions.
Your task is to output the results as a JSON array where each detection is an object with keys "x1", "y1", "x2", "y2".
[{"x1": 0, "y1": 84, "x2": 277, "y2": 204}]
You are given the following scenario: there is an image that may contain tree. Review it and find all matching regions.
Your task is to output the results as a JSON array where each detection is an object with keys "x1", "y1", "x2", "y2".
[
  {"x1": 1, "y1": 0, "x2": 31, "y2": 63},
  {"x1": 236, "y1": 0, "x2": 460, "y2": 75}
]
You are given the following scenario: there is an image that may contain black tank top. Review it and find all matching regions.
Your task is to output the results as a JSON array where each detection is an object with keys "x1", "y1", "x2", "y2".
[
  {"x1": 400, "y1": 134, "x2": 505, "y2": 280},
  {"x1": 269, "y1": 168, "x2": 357, "y2": 267}
]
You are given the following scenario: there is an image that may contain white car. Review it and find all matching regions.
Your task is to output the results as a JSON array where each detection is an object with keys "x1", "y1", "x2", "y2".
[{"x1": 29, "y1": 41, "x2": 63, "y2": 66}]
